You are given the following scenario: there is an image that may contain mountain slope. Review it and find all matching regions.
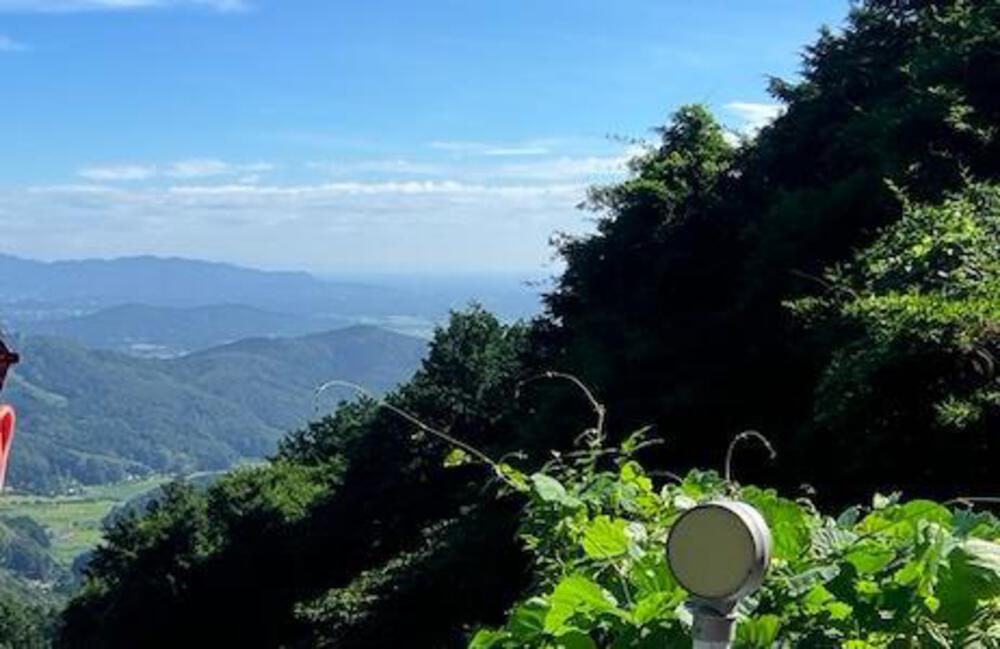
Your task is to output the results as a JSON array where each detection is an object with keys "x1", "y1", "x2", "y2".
[
  {"x1": 2, "y1": 326, "x2": 425, "y2": 493},
  {"x1": 25, "y1": 303, "x2": 351, "y2": 356}
]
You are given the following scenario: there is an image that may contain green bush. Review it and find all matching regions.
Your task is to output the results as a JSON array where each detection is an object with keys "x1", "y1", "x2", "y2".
[{"x1": 470, "y1": 428, "x2": 1000, "y2": 648}]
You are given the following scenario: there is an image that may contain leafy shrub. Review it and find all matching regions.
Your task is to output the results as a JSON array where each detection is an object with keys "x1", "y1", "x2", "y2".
[
  {"x1": 469, "y1": 428, "x2": 1000, "y2": 648},
  {"x1": 789, "y1": 182, "x2": 1000, "y2": 495}
]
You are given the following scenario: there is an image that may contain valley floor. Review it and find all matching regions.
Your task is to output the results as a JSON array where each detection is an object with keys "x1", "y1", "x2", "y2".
[{"x1": 0, "y1": 476, "x2": 171, "y2": 568}]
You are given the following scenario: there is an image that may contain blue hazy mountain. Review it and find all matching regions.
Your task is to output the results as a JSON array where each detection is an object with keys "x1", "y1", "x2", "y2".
[
  {"x1": 24, "y1": 303, "x2": 352, "y2": 357},
  {"x1": 0, "y1": 254, "x2": 545, "y2": 347},
  {"x1": 0, "y1": 254, "x2": 544, "y2": 318},
  {"x1": 0, "y1": 254, "x2": 405, "y2": 315}
]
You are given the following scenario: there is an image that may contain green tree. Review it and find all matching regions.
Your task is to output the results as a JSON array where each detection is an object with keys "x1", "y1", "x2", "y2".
[
  {"x1": 59, "y1": 307, "x2": 536, "y2": 648},
  {"x1": 789, "y1": 181, "x2": 1000, "y2": 495},
  {"x1": 0, "y1": 592, "x2": 52, "y2": 649},
  {"x1": 542, "y1": 0, "x2": 1000, "y2": 501}
]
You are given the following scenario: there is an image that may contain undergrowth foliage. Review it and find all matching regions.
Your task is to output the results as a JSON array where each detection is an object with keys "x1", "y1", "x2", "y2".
[{"x1": 437, "y1": 382, "x2": 1000, "y2": 648}]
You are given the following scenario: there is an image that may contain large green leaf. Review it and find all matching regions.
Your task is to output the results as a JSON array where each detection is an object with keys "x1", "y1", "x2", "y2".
[
  {"x1": 735, "y1": 614, "x2": 780, "y2": 648},
  {"x1": 581, "y1": 516, "x2": 630, "y2": 559},
  {"x1": 741, "y1": 486, "x2": 812, "y2": 560},
  {"x1": 544, "y1": 574, "x2": 618, "y2": 634},
  {"x1": 938, "y1": 538, "x2": 1000, "y2": 627}
]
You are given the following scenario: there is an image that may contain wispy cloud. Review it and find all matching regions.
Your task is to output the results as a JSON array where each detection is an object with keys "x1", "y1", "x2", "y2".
[
  {"x1": 0, "y1": 0, "x2": 246, "y2": 13},
  {"x1": 78, "y1": 164, "x2": 158, "y2": 181},
  {"x1": 429, "y1": 140, "x2": 553, "y2": 157},
  {"x1": 493, "y1": 155, "x2": 631, "y2": 181},
  {"x1": 164, "y1": 180, "x2": 583, "y2": 199},
  {"x1": 725, "y1": 101, "x2": 786, "y2": 136},
  {"x1": 42, "y1": 141, "x2": 636, "y2": 271},
  {"x1": 165, "y1": 159, "x2": 273, "y2": 179},
  {"x1": 309, "y1": 159, "x2": 449, "y2": 177},
  {"x1": 0, "y1": 34, "x2": 28, "y2": 51},
  {"x1": 78, "y1": 159, "x2": 273, "y2": 182},
  {"x1": 4, "y1": 179, "x2": 592, "y2": 272},
  {"x1": 482, "y1": 146, "x2": 550, "y2": 157},
  {"x1": 309, "y1": 150, "x2": 632, "y2": 184}
]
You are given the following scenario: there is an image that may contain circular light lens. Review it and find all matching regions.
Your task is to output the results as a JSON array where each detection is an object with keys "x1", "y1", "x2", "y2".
[{"x1": 667, "y1": 503, "x2": 761, "y2": 600}]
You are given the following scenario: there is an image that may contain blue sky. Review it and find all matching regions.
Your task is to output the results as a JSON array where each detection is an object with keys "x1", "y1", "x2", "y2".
[{"x1": 0, "y1": 0, "x2": 847, "y2": 274}]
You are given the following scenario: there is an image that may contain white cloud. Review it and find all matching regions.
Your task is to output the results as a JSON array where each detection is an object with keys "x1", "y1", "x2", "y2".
[
  {"x1": 0, "y1": 0, "x2": 246, "y2": 13},
  {"x1": 428, "y1": 140, "x2": 485, "y2": 153},
  {"x1": 164, "y1": 180, "x2": 583, "y2": 198},
  {"x1": 725, "y1": 102, "x2": 786, "y2": 135},
  {"x1": 0, "y1": 34, "x2": 28, "y2": 51},
  {"x1": 77, "y1": 159, "x2": 273, "y2": 181},
  {"x1": 78, "y1": 164, "x2": 158, "y2": 181},
  {"x1": 494, "y1": 155, "x2": 630, "y2": 181},
  {"x1": 309, "y1": 159, "x2": 449, "y2": 177},
  {"x1": 3, "y1": 179, "x2": 592, "y2": 272},
  {"x1": 166, "y1": 159, "x2": 273, "y2": 179},
  {"x1": 310, "y1": 150, "x2": 633, "y2": 184},
  {"x1": 39, "y1": 142, "x2": 638, "y2": 271},
  {"x1": 482, "y1": 146, "x2": 550, "y2": 157},
  {"x1": 429, "y1": 140, "x2": 552, "y2": 157}
]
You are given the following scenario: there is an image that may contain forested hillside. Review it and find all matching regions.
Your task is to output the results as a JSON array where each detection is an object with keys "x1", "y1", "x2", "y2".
[
  {"x1": 4, "y1": 326, "x2": 425, "y2": 493},
  {"x1": 44, "y1": 1, "x2": 1000, "y2": 647},
  {"x1": 23, "y1": 303, "x2": 351, "y2": 357}
]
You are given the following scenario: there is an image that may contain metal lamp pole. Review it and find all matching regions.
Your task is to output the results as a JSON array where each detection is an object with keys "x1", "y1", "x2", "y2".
[{"x1": 667, "y1": 501, "x2": 772, "y2": 649}]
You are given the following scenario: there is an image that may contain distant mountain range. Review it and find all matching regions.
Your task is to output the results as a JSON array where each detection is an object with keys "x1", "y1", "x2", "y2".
[
  {"x1": 0, "y1": 253, "x2": 407, "y2": 316},
  {"x1": 24, "y1": 303, "x2": 352, "y2": 357},
  {"x1": 0, "y1": 253, "x2": 541, "y2": 494},
  {"x1": 0, "y1": 253, "x2": 544, "y2": 319},
  {"x1": 3, "y1": 326, "x2": 426, "y2": 493},
  {"x1": 0, "y1": 254, "x2": 545, "y2": 351}
]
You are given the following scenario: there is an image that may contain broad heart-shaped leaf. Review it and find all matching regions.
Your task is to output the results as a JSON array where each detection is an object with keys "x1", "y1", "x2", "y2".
[
  {"x1": 937, "y1": 538, "x2": 1000, "y2": 627},
  {"x1": 844, "y1": 540, "x2": 895, "y2": 575},
  {"x1": 630, "y1": 591, "x2": 677, "y2": 626},
  {"x1": 468, "y1": 629, "x2": 507, "y2": 649},
  {"x1": 531, "y1": 473, "x2": 582, "y2": 508},
  {"x1": 740, "y1": 486, "x2": 812, "y2": 560},
  {"x1": 581, "y1": 516, "x2": 629, "y2": 559},
  {"x1": 508, "y1": 597, "x2": 549, "y2": 639},
  {"x1": 532, "y1": 473, "x2": 568, "y2": 501},
  {"x1": 953, "y1": 509, "x2": 1000, "y2": 539},
  {"x1": 812, "y1": 524, "x2": 858, "y2": 558},
  {"x1": 735, "y1": 614, "x2": 780, "y2": 648},
  {"x1": 553, "y1": 630, "x2": 597, "y2": 649},
  {"x1": 786, "y1": 565, "x2": 840, "y2": 596},
  {"x1": 858, "y1": 500, "x2": 953, "y2": 540},
  {"x1": 544, "y1": 574, "x2": 618, "y2": 634},
  {"x1": 628, "y1": 552, "x2": 676, "y2": 598}
]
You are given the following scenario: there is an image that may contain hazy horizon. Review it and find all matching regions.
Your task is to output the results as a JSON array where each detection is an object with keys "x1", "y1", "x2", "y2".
[
  {"x1": 0, "y1": 249, "x2": 553, "y2": 280},
  {"x1": 0, "y1": 0, "x2": 846, "y2": 273}
]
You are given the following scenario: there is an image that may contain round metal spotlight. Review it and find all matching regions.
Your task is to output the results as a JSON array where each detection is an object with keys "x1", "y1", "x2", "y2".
[{"x1": 667, "y1": 501, "x2": 772, "y2": 648}]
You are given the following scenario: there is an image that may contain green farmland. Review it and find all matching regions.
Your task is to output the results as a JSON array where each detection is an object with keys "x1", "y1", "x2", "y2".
[{"x1": 0, "y1": 476, "x2": 170, "y2": 567}]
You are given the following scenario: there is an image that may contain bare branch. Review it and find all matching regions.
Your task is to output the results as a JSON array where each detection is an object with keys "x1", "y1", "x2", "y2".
[
  {"x1": 724, "y1": 429, "x2": 777, "y2": 484},
  {"x1": 944, "y1": 496, "x2": 1000, "y2": 508},
  {"x1": 314, "y1": 379, "x2": 499, "y2": 472},
  {"x1": 518, "y1": 371, "x2": 606, "y2": 440}
]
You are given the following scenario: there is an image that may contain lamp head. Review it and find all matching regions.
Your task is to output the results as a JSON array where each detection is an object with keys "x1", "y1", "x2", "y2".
[{"x1": 667, "y1": 500, "x2": 772, "y2": 608}]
